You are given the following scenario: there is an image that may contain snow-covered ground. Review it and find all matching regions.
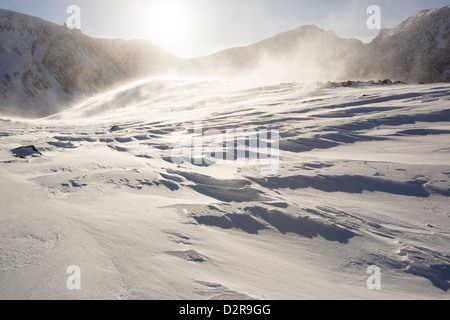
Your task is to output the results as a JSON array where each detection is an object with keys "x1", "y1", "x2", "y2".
[{"x1": 0, "y1": 79, "x2": 449, "y2": 299}]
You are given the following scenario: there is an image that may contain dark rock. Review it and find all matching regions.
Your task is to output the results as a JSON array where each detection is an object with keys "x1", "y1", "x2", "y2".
[
  {"x1": 342, "y1": 80, "x2": 353, "y2": 87},
  {"x1": 12, "y1": 145, "x2": 42, "y2": 158}
]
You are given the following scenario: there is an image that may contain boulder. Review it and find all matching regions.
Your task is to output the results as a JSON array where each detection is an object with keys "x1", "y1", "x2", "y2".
[{"x1": 12, "y1": 145, "x2": 42, "y2": 158}]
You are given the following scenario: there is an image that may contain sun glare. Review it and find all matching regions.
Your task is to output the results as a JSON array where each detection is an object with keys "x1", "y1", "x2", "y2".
[{"x1": 147, "y1": 2, "x2": 195, "y2": 53}]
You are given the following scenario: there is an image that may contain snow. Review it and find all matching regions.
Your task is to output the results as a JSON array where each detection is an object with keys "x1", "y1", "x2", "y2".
[
  {"x1": 0, "y1": 79, "x2": 449, "y2": 299},
  {"x1": 0, "y1": 3, "x2": 448, "y2": 301}
]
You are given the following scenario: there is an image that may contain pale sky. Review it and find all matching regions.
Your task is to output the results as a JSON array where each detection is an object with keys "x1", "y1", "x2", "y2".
[{"x1": 1, "y1": 0, "x2": 448, "y2": 58}]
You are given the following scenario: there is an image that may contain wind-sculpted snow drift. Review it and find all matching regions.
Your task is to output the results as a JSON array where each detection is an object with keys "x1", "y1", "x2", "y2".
[{"x1": 0, "y1": 78, "x2": 449, "y2": 299}]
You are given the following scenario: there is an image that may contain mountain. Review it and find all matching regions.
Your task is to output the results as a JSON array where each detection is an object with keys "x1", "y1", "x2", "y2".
[
  {"x1": 0, "y1": 9, "x2": 178, "y2": 117},
  {"x1": 0, "y1": 6, "x2": 448, "y2": 118},
  {"x1": 187, "y1": 6, "x2": 449, "y2": 83},
  {"x1": 184, "y1": 25, "x2": 364, "y2": 82},
  {"x1": 351, "y1": 6, "x2": 449, "y2": 83}
]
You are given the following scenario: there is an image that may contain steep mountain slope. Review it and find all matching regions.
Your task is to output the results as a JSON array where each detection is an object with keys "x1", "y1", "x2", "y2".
[
  {"x1": 352, "y1": 6, "x2": 450, "y2": 83},
  {"x1": 0, "y1": 9, "x2": 178, "y2": 117}
]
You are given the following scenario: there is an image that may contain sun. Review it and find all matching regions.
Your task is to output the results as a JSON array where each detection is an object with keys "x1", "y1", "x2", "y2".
[{"x1": 147, "y1": 2, "x2": 194, "y2": 51}]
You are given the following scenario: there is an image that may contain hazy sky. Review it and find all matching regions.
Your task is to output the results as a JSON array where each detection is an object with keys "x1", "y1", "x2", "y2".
[{"x1": 1, "y1": 0, "x2": 448, "y2": 58}]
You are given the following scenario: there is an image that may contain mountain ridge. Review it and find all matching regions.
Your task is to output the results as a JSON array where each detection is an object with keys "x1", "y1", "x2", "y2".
[
  {"x1": 0, "y1": 6, "x2": 448, "y2": 117},
  {"x1": 183, "y1": 24, "x2": 365, "y2": 81}
]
